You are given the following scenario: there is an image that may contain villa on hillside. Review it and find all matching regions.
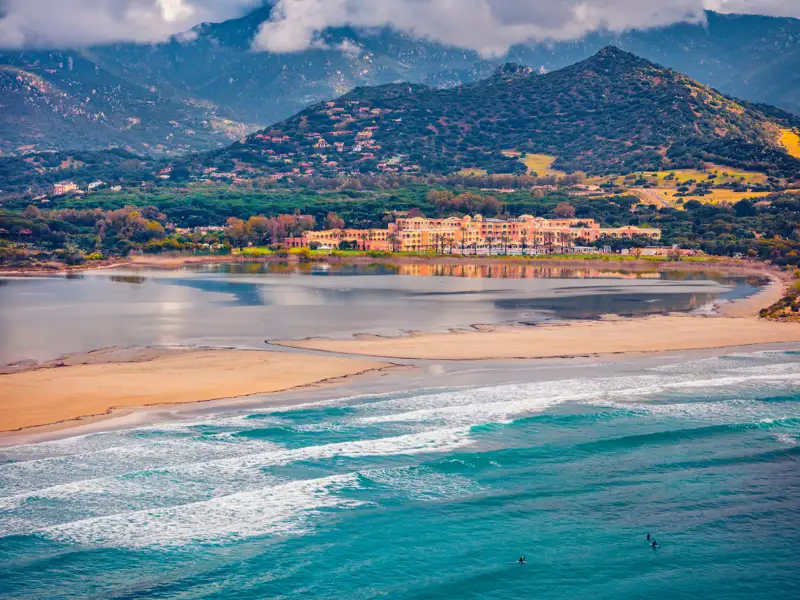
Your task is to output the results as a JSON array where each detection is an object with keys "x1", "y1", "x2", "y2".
[
  {"x1": 285, "y1": 214, "x2": 660, "y2": 253},
  {"x1": 52, "y1": 181, "x2": 78, "y2": 196}
]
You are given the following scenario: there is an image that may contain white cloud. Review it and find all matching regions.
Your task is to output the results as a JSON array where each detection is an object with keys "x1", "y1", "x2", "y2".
[
  {"x1": 0, "y1": 0, "x2": 260, "y2": 48},
  {"x1": 713, "y1": 0, "x2": 800, "y2": 17},
  {"x1": 336, "y1": 39, "x2": 362, "y2": 59},
  {"x1": 0, "y1": 0, "x2": 798, "y2": 51},
  {"x1": 252, "y1": 0, "x2": 718, "y2": 56}
]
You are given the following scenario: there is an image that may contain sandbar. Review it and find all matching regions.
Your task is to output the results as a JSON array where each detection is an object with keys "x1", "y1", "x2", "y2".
[
  {"x1": 278, "y1": 315, "x2": 800, "y2": 361},
  {"x1": 0, "y1": 348, "x2": 390, "y2": 432}
]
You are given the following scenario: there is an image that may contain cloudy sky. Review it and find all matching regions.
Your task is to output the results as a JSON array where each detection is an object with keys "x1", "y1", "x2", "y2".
[{"x1": 0, "y1": 0, "x2": 798, "y2": 52}]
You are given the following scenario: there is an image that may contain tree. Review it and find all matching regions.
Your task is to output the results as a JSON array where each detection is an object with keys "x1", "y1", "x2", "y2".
[
  {"x1": 225, "y1": 217, "x2": 248, "y2": 249},
  {"x1": 23, "y1": 205, "x2": 41, "y2": 220},
  {"x1": 323, "y1": 211, "x2": 345, "y2": 230},
  {"x1": 667, "y1": 247, "x2": 683, "y2": 262},
  {"x1": 554, "y1": 202, "x2": 576, "y2": 218},
  {"x1": 145, "y1": 221, "x2": 165, "y2": 240},
  {"x1": 388, "y1": 232, "x2": 401, "y2": 252},
  {"x1": 246, "y1": 215, "x2": 270, "y2": 245}
]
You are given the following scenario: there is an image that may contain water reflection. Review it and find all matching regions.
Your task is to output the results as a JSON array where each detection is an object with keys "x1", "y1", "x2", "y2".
[
  {"x1": 185, "y1": 261, "x2": 758, "y2": 286},
  {"x1": 497, "y1": 292, "x2": 718, "y2": 319},
  {"x1": 0, "y1": 262, "x2": 761, "y2": 365},
  {"x1": 109, "y1": 275, "x2": 147, "y2": 285},
  {"x1": 163, "y1": 278, "x2": 267, "y2": 306}
]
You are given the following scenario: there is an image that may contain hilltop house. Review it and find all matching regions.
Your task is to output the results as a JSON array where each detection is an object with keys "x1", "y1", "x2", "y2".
[{"x1": 52, "y1": 181, "x2": 78, "y2": 196}]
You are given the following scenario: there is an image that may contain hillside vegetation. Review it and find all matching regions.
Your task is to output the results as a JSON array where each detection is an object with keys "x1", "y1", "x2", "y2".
[
  {"x1": 199, "y1": 48, "x2": 800, "y2": 179},
  {"x1": 5, "y1": 11, "x2": 800, "y2": 156}
]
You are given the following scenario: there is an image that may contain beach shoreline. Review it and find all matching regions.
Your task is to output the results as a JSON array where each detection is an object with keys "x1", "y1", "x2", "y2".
[
  {"x1": 0, "y1": 346, "x2": 395, "y2": 439},
  {"x1": 1, "y1": 259, "x2": 796, "y2": 445}
]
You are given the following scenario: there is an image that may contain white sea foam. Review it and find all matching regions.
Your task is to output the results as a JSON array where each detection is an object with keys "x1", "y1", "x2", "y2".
[
  {"x1": 587, "y1": 398, "x2": 800, "y2": 425},
  {"x1": 0, "y1": 428, "x2": 470, "y2": 528},
  {"x1": 175, "y1": 428, "x2": 472, "y2": 477},
  {"x1": 773, "y1": 433, "x2": 797, "y2": 446},
  {"x1": 41, "y1": 474, "x2": 362, "y2": 548},
  {"x1": 0, "y1": 437, "x2": 282, "y2": 498},
  {"x1": 356, "y1": 394, "x2": 567, "y2": 426},
  {"x1": 346, "y1": 366, "x2": 800, "y2": 429},
  {"x1": 362, "y1": 466, "x2": 482, "y2": 500}
]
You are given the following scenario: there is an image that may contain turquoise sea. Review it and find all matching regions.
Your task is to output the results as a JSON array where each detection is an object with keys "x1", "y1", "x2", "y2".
[{"x1": 2, "y1": 350, "x2": 800, "y2": 599}]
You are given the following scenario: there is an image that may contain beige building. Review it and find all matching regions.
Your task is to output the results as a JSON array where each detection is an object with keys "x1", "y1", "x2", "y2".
[
  {"x1": 288, "y1": 214, "x2": 660, "y2": 252},
  {"x1": 53, "y1": 181, "x2": 78, "y2": 196}
]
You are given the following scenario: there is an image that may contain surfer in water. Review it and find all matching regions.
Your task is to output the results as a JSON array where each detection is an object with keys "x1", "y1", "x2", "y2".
[
  {"x1": 651, "y1": 539, "x2": 658, "y2": 549},
  {"x1": 519, "y1": 556, "x2": 527, "y2": 564},
  {"x1": 646, "y1": 533, "x2": 651, "y2": 542}
]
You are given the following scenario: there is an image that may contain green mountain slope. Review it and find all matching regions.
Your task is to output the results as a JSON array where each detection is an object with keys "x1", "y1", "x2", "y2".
[
  {"x1": 4, "y1": 10, "x2": 800, "y2": 156},
  {"x1": 0, "y1": 51, "x2": 251, "y2": 156},
  {"x1": 199, "y1": 47, "x2": 800, "y2": 178}
]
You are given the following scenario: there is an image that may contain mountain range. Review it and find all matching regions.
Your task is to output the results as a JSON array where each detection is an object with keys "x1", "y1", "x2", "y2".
[
  {"x1": 3, "y1": 8, "x2": 800, "y2": 157},
  {"x1": 192, "y1": 47, "x2": 800, "y2": 180}
]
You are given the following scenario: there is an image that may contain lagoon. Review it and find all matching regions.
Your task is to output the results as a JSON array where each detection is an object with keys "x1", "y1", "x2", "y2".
[{"x1": 0, "y1": 262, "x2": 760, "y2": 366}]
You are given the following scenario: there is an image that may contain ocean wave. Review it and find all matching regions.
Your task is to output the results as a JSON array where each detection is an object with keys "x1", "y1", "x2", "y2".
[
  {"x1": 175, "y1": 428, "x2": 473, "y2": 477},
  {"x1": 588, "y1": 398, "x2": 800, "y2": 425},
  {"x1": 0, "y1": 437, "x2": 282, "y2": 498},
  {"x1": 347, "y1": 369, "x2": 800, "y2": 429},
  {"x1": 576, "y1": 423, "x2": 758, "y2": 451},
  {"x1": 40, "y1": 474, "x2": 362, "y2": 548},
  {"x1": 0, "y1": 428, "x2": 471, "y2": 529},
  {"x1": 358, "y1": 465, "x2": 482, "y2": 501}
]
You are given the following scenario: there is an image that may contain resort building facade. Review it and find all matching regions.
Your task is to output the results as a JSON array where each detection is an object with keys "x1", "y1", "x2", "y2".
[{"x1": 286, "y1": 214, "x2": 661, "y2": 253}]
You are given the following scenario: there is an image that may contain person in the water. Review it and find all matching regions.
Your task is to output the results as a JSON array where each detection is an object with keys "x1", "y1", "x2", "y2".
[
  {"x1": 519, "y1": 556, "x2": 527, "y2": 564},
  {"x1": 646, "y1": 533, "x2": 651, "y2": 541},
  {"x1": 651, "y1": 539, "x2": 658, "y2": 548}
]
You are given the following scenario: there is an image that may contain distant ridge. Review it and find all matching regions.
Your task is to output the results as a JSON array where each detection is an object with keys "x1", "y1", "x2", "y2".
[
  {"x1": 195, "y1": 47, "x2": 800, "y2": 178},
  {"x1": 4, "y1": 10, "x2": 800, "y2": 155}
]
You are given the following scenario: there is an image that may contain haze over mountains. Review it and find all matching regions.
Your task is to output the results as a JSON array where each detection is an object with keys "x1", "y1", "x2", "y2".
[{"x1": 3, "y1": 9, "x2": 800, "y2": 157}]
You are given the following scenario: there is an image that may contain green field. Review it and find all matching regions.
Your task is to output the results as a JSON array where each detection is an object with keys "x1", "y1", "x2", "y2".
[{"x1": 456, "y1": 168, "x2": 489, "y2": 176}]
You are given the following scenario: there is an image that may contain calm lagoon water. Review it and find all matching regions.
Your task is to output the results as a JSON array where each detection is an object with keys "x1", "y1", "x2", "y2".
[
  {"x1": 1, "y1": 350, "x2": 799, "y2": 599},
  {"x1": 0, "y1": 262, "x2": 761, "y2": 365}
]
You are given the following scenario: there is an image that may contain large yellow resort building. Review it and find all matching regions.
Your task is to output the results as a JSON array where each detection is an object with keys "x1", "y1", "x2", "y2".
[{"x1": 288, "y1": 214, "x2": 660, "y2": 253}]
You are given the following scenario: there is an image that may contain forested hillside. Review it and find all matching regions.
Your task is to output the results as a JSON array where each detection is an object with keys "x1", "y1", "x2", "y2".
[
  {"x1": 4, "y1": 9, "x2": 800, "y2": 155},
  {"x1": 198, "y1": 48, "x2": 800, "y2": 178}
]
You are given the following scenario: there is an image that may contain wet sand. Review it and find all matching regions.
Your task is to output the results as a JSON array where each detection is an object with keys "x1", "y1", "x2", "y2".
[{"x1": 0, "y1": 347, "x2": 391, "y2": 432}]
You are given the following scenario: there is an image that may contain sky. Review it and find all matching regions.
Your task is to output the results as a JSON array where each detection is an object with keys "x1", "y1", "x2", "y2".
[{"x1": 0, "y1": 0, "x2": 799, "y2": 52}]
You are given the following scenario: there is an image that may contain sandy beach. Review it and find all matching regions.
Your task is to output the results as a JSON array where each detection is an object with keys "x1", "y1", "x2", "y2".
[
  {"x1": 277, "y1": 314, "x2": 800, "y2": 361},
  {"x1": 0, "y1": 347, "x2": 391, "y2": 432},
  {"x1": 270, "y1": 270, "x2": 797, "y2": 360}
]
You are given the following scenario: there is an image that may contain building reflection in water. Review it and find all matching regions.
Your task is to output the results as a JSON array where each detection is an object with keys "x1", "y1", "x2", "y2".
[{"x1": 182, "y1": 260, "x2": 759, "y2": 287}]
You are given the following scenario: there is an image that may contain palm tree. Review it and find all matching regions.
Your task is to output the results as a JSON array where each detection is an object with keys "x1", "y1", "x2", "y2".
[
  {"x1": 486, "y1": 235, "x2": 495, "y2": 256},
  {"x1": 543, "y1": 231, "x2": 555, "y2": 254},
  {"x1": 388, "y1": 232, "x2": 400, "y2": 253},
  {"x1": 520, "y1": 231, "x2": 528, "y2": 256}
]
